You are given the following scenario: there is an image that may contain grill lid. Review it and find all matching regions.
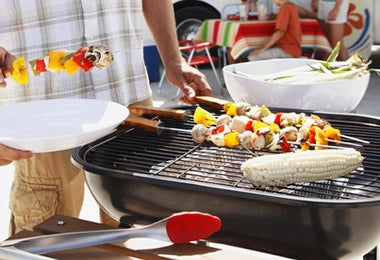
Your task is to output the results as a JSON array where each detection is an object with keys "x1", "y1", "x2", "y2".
[{"x1": 73, "y1": 107, "x2": 380, "y2": 202}]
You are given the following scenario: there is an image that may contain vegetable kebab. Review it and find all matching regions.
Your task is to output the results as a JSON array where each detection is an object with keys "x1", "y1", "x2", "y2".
[
  {"x1": 192, "y1": 104, "x2": 342, "y2": 153},
  {"x1": 3, "y1": 44, "x2": 113, "y2": 85}
]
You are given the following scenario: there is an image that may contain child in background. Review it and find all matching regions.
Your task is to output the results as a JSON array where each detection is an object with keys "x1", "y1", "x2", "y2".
[{"x1": 247, "y1": 0, "x2": 302, "y2": 61}]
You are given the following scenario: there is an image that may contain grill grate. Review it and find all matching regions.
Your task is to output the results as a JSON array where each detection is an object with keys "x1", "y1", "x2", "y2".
[{"x1": 80, "y1": 108, "x2": 380, "y2": 201}]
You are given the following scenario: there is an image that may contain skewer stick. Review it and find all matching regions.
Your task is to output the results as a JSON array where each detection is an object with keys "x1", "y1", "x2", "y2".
[
  {"x1": 338, "y1": 134, "x2": 370, "y2": 144},
  {"x1": 288, "y1": 141, "x2": 346, "y2": 150}
]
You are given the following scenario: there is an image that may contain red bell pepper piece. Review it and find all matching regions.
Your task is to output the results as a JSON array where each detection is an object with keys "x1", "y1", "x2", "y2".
[
  {"x1": 72, "y1": 48, "x2": 95, "y2": 72},
  {"x1": 245, "y1": 120, "x2": 254, "y2": 131},
  {"x1": 35, "y1": 59, "x2": 47, "y2": 73},
  {"x1": 279, "y1": 136, "x2": 291, "y2": 153},
  {"x1": 308, "y1": 127, "x2": 316, "y2": 144},
  {"x1": 274, "y1": 112, "x2": 282, "y2": 125},
  {"x1": 211, "y1": 125, "x2": 225, "y2": 135}
]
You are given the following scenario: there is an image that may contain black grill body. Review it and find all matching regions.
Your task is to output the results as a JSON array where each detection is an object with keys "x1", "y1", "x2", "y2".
[{"x1": 72, "y1": 107, "x2": 380, "y2": 259}]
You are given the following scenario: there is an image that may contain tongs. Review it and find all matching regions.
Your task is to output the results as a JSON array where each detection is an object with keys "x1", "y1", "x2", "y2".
[{"x1": 0, "y1": 211, "x2": 221, "y2": 259}]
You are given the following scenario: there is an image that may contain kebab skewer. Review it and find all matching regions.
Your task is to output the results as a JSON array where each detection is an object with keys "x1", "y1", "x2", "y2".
[
  {"x1": 3, "y1": 44, "x2": 113, "y2": 85},
  {"x1": 192, "y1": 105, "x2": 351, "y2": 152},
  {"x1": 194, "y1": 96, "x2": 369, "y2": 145}
]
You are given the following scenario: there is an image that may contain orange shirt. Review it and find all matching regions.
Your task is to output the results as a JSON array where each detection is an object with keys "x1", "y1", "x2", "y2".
[{"x1": 275, "y1": 3, "x2": 302, "y2": 57}]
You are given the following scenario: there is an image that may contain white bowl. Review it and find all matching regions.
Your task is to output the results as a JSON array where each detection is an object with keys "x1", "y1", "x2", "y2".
[{"x1": 223, "y1": 58, "x2": 370, "y2": 112}]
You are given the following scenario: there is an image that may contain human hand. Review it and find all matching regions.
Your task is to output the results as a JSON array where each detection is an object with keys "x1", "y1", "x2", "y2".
[
  {"x1": 0, "y1": 144, "x2": 34, "y2": 166},
  {"x1": 0, "y1": 47, "x2": 16, "y2": 88},
  {"x1": 165, "y1": 61, "x2": 213, "y2": 104},
  {"x1": 327, "y1": 8, "x2": 339, "y2": 21}
]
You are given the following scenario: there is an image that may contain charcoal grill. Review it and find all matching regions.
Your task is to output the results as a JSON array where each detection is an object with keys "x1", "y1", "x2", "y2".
[{"x1": 72, "y1": 106, "x2": 380, "y2": 259}]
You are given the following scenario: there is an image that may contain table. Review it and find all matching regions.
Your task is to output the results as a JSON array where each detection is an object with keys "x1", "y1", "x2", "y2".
[
  {"x1": 197, "y1": 19, "x2": 332, "y2": 60},
  {"x1": 2, "y1": 215, "x2": 290, "y2": 259}
]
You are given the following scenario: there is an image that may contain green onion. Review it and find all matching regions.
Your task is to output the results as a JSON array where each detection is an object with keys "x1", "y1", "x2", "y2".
[{"x1": 234, "y1": 42, "x2": 373, "y2": 84}]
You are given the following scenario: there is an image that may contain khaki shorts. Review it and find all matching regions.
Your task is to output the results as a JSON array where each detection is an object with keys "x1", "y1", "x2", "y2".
[
  {"x1": 9, "y1": 149, "x2": 85, "y2": 234},
  {"x1": 9, "y1": 97, "x2": 153, "y2": 234}
]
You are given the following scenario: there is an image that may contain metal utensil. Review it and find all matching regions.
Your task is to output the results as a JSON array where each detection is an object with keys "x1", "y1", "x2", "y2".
[{"x1": 0, "y1": 212, "x2": 221, "y2": 257}]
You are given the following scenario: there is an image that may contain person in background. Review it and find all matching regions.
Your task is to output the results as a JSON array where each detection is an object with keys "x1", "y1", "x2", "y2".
[
  {"x1": 317, "y1": 0, "x2": 350, "y2": 60},
  {"x1": 247, "y1": 0, "x2": 302, "y2": 61},
  {"x1": 296, "y1": 0, "x2": 319, "y2": 18},
  {"x1": 0, "y1": 0, "x2": 213, "y2": 234},
  {"x1": 242, "y1": 0, "x2": 258, "y2": 13}
]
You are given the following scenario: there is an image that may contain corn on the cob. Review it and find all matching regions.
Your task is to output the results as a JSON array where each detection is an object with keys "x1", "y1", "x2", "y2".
[{"x1": 241, "y1": 149, "x2": 363, "y2": 187}]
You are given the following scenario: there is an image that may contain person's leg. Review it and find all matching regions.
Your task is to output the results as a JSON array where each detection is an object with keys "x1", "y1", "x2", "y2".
[
  {"x1": 326, "y1": 23, "x2": 349, "y2": 60},
  {"x1": 9, "y1": 149, "x2": 84, "y2": 234},
  {"x1": 318, "y1": 0, "x2": 350, "y2": 61}
]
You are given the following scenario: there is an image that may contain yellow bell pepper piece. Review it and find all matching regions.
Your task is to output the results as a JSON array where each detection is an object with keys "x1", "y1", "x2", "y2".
[
  {"x1": 269, "y1": 123, "x2": 280, "y2": 132},
  {"x1": 64, "y1": 58, "x2": 81, "y2": 76},
  {"x1": 314, "y1": 127, "x2": 328, "y2": 150},
  {"x1": 48, "y1": 50, "x2": 67, "y2": 71},
  {"x1": 224, "y1": 102, "x2": 238, "y2": 116},
  {"x1": 193, "y1": 107, "x2": 216, "y2": 126},
  {"x1": 259, "y1": 105, "x2": 272, "y2": 118},
  {"x1": 11, "y1": 56, "x2": 28, "y2": 84},
  {"x1": 253, "y1": 121, "x2": 269, "y2": 132},
  {"x1": 325, "y1": 127, "x2": 341, "y2": 142},
  {"x1": 223, "y1": 102, "x2": 233, "y2": 113},
  {"x1": 224, "y1": 132, "x2": 240, "y2": 147}
]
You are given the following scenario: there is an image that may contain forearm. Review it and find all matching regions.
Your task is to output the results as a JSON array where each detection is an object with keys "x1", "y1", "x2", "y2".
[
  {"x1": 261, "y1": 30, "x2": 285, "y2": 50},
  {"x1": 142, "y1": 0, "x2": 182, "y2": 70}
]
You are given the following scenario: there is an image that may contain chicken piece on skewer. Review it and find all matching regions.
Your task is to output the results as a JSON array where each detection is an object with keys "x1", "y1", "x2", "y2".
[
  {"x1": 280, "y1": 126, "x2": 298, "y2": 142},
  {"x1": 239, "y1": 131, "x2": 266, "y2": 150},
  {"x1": 216, "y1": 114, "x2": 232, "y2": 126},
  {"x1": 230, "y1": 115, "x2": 252, "y2": 134}
]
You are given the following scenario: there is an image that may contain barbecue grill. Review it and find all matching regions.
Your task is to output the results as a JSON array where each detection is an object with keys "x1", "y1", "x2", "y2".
[{"x1": 72, "y1": 105, "x2": 380, "y2": 259}]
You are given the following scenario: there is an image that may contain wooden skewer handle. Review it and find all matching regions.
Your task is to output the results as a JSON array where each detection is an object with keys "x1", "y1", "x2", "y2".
[
  {"x1": 121, "y1": 115, "x2": 161, "y2": 133},
  {"x1": 128, "y1": 106, "x2": 190, "y2": 120},
  {"x1": 194, "y1": 96, "x2": 229, "y2": 110}
]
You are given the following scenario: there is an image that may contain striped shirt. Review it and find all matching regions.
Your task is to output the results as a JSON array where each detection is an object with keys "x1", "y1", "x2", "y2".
[{"x1": 0, "y1": 0, "x2": 151, "y2": 106}]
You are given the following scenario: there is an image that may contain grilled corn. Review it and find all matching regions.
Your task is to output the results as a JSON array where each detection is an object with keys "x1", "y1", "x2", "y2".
[{"x1": 241, "y1": 149, "x2": 363, "y2": 187}]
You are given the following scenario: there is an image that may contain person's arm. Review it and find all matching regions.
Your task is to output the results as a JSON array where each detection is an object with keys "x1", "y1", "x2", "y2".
[
  {"x1": 142, "y1": 0, "x2": 213, "y2": 103},
  {"x1": 0, "y1": 47, "x2": 16, "y2": 88},
  {"x1": 0, "y1": 144, "x2": 34, "y2": 166},
  {"x1": 296, "y1": 5, "x2": 317, "y2": 19}
]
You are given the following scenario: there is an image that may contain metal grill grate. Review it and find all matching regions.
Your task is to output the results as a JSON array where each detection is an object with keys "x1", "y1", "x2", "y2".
[{"x1": 79, "y1": 108, "x2": 380, "y2": 201}]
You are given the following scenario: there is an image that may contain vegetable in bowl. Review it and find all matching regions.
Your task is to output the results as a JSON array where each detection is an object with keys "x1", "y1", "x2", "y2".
[{"x1": 234, "y1": 42, "x2": 376, "y2": 84}]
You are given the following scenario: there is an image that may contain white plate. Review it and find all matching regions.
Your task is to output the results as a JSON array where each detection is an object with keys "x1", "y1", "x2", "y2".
[{"x1": 0, "y1": 99, "x2": 129, "y2": 153}]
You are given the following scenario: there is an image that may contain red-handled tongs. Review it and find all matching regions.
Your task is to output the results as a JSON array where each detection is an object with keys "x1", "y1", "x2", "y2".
[{"x1": 0, "y1": 211, "x2": 221, "y2": 259}]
